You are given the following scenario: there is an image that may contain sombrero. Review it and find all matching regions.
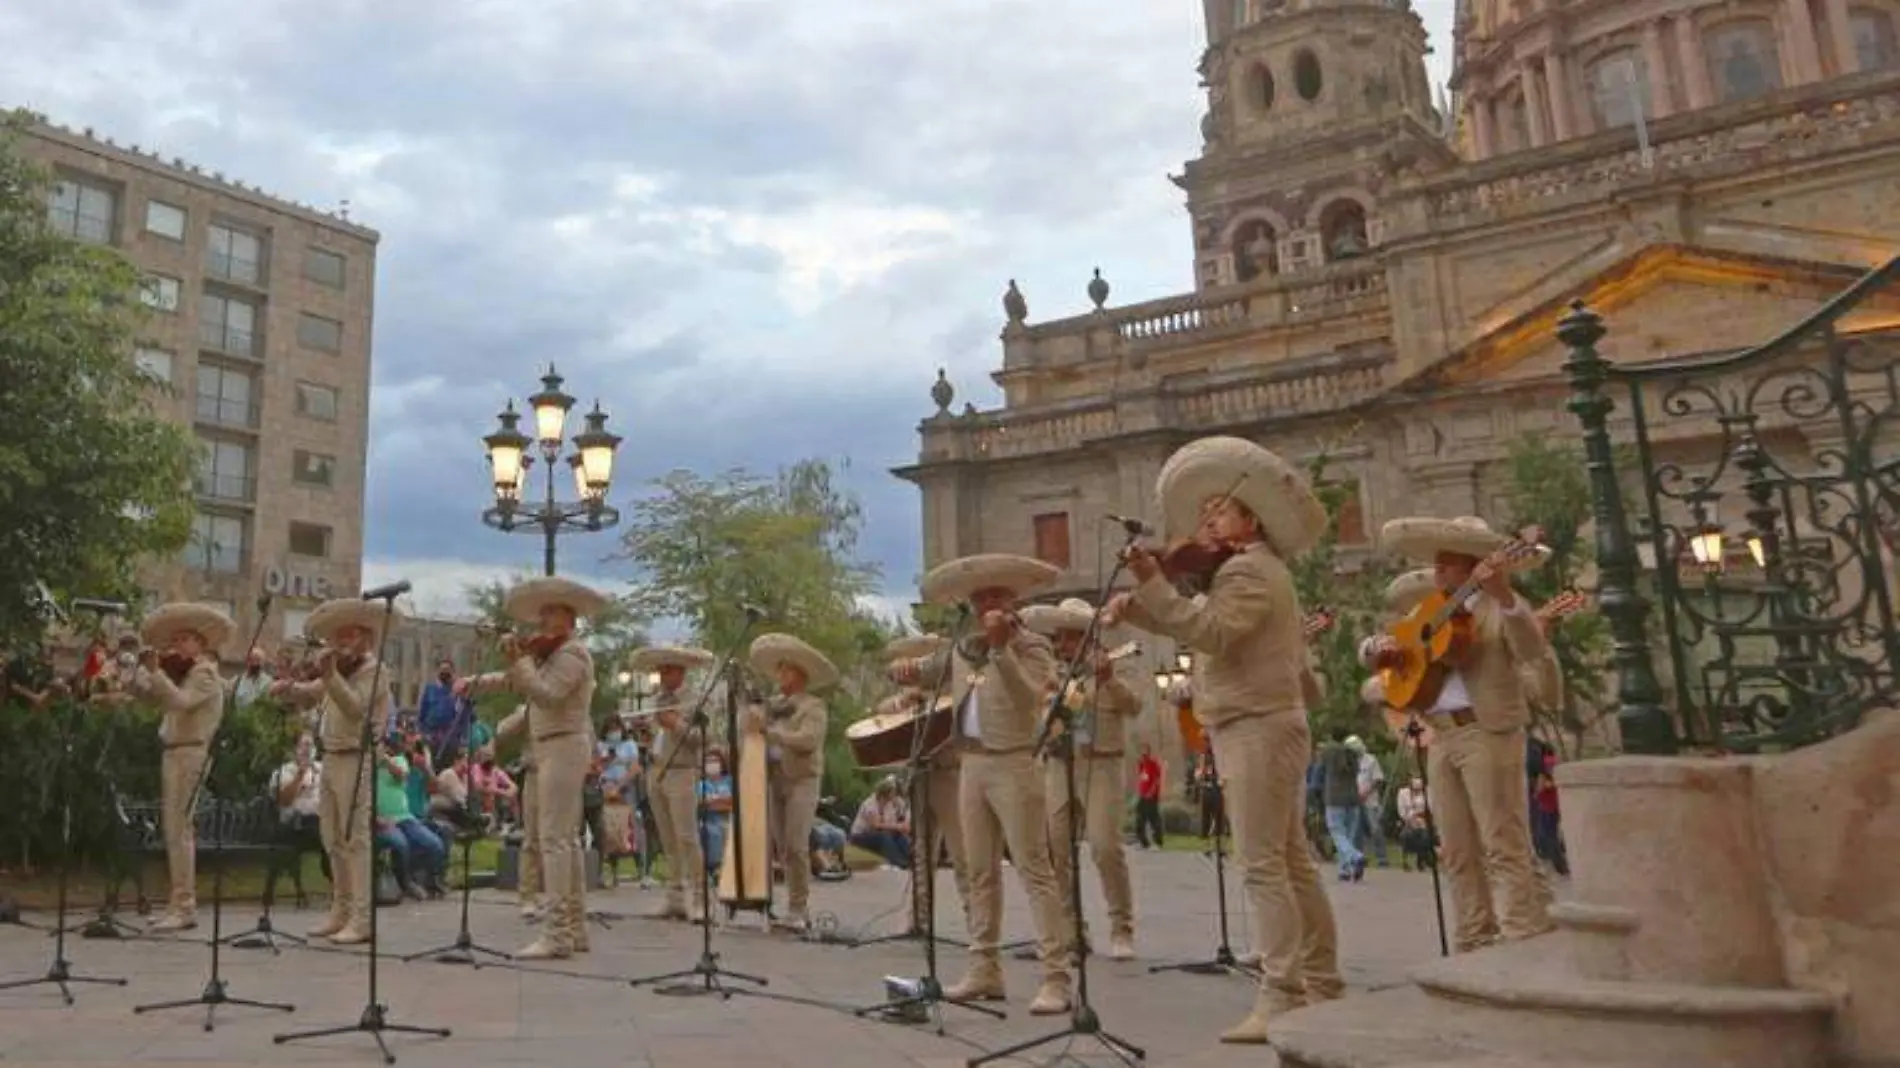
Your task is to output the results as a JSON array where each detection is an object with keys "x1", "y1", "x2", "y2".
[
  {"x1": 305, "y1": 598, "x2": 400, "y2": 643},
  {"x1": 748, "y1": 632, "x2": 840, "y2": 690},
  {"x1": 629, "y1": 645, "x2": 715, "y2": 672},
  {"x1": 1021, "y1": 597, "x2": 1096, "y2": 637},
  {"x1": 502, "y1": 576, "x2": 611, "y2": 624},
  {"x1": 1358, "y1": 674, "x2": 1387, "y2": 706},
  {"x1": 883, "y1": 634, "x2": 945, "y2": 662},
  {"x1": 1155, "y1": 437, "x2": 1327, "y2": 555},
  {"x1": 1380, "y1": 516, "x2": 1548, "y2": 571},
  {"x1": 920, "y1": 554, "x2": 1060, "y2": 606},
  {"x1": 139, "y1": 603, "x2": 235, "y2": 649},
  {"x1": 1384, "y1": 570, "x2": 1438, "y2": 613}
]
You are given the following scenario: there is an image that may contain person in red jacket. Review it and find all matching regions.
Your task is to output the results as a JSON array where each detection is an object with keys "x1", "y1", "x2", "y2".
[{"x1": 1134, "y1": 744, "x2": 1164, "y2": 848}]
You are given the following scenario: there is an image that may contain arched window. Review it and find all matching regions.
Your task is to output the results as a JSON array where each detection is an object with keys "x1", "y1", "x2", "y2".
[
  {"x1": 1851, "y1": 7, "x2": 1900, "y2": 70},
  {"x1": 1318, "y1": 200, "x2": 1369, "y2": 260},
  {"x1": 1232, "y1": 219, "x2": 1279, "y2": 281},
  {"x1": 1587, "y1": 48, "x2": 1651, "y2": 129},
  {"x1": 1703, "y1": 21, "x2": 1782, "y2": 103}
]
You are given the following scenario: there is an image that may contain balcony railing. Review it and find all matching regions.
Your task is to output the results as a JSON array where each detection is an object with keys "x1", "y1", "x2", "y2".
[
  {"x1": 194, "y1": 472, "x2": 256, "y2": 502},
  {"x1": 207, "y1": 250, "x2": 263, "y2": 287},
  {"x1": 194, "y1": 395, "x2": 261, "y2": 430},
  {"x1": 199, "y1": 320, "x2": 259, "y2": 359}
]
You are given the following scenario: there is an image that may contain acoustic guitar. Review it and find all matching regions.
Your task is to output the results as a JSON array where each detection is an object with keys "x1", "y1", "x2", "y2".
[
  {"x1": 1177, "y1": 607, "x2": 1336, "y2": 757},
  {"x1": 1379, "y1": 587, "x2": 1592, "y2": 739},
  {"x1": 1377, "y1": 527, "x2": 1547, "y2": 713}
]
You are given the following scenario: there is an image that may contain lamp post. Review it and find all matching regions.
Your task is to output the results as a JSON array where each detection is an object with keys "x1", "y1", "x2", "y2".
[{"x1": 481, "y1": 366, "x2": 623, "y2": 577}]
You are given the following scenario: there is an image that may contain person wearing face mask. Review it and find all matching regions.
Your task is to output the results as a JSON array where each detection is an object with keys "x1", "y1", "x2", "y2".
[
  {"x1": 1395, "y1": 775, "x2": 1433, "y2": 871},
  {"x1": 595, "y1": 715, "x2": 641, "y2": 881},
  {"x1": 418, "y1": 658, "x2": 459, "y2": 757},
  {"x1": 697, "y1": 748, "x2": 734, "y2": 883}
]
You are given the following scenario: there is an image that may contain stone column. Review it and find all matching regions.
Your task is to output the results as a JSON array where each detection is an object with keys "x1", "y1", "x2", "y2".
[
  {"x1": 1522, "y1": 64, "x2": 1553, "y2": 147},
  {"x1": 1544, "y1": 51, "x2": 1576, "y2": 141},
  {"x1": 1784, "y1": 0, "x2": 1824, "y2": 83},
  {"x1": 1642, "y1": 20, "x2": 1676, "y2": 117},
  {"x1": 1673, "y1": 16, "x2": 1714, "y2": 108},
  {"x1": 1823, "y1": 0, "x2": 1858, "y2": 73},
  {"x1": 1472, "y1": 92, "x2": 1497, "y2": 158}
]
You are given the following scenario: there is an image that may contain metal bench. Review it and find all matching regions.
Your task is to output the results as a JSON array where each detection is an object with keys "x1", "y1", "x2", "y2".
[{"x1": 106, "y1": 797, "x2": 289, "y2": 916}]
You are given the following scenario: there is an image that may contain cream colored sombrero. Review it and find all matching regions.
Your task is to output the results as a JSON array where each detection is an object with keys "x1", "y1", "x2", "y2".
[
  {"x1": 883, "y1": 634, "x2": 945, "y2": 663},
  {"x1": 1021, "y1": 597, "x2": 1096, "y2": 637},
  {"x1": 1155, "y1": 437, "x2": 1328, "y2": 555},
  {"x1": 305, "y1": 598, "x2": 400, "y2": 644},
  {"x1": 1380, "y1": 516, "x2": 1548, "y2": 571},
  {"x1": 629, "y1": 645, "x2": 715, "y2": 672},
  {"x1": 748, "y1": 632, "x2": 840, "y2": 690},
  {"x1": 1359, "y1": 674, "x2": 1387, "y2": 706},
  {"x1": 139, "y1": 603, "x2": 235, "y2": 649},
  {"x1": 1384, "y1": 570, "x2": 1438, "y2": 614},
  {"x1": 920, "y1": 553, "x2": 1060, "y2": 606},
  {"x1": 502, "y1": 576, "x2": 611, "y2": 624}
]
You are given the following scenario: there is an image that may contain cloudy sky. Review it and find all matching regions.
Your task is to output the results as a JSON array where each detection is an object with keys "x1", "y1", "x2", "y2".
[{"x1": 3, "y1": 0, "x2": 1456, "y2": 626}]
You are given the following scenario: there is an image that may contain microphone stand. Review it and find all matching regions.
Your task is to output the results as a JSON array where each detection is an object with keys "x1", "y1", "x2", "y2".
[
  {"x1": 135, "y1": 601, "x2": 296, "y2": 1030},
  {"x1": 1404, "y1": 717, "x2": 1450, "y2": 957},
  {"x1": 1147, "y1": 745, "x2": 1259, "y2": 981},
  {"x1": 628, "y1": 613, "x2": 770, "y2": 999},
  {"x1": 851, "y1": 606, "x2": 1005, "y2": 1032},
  {"x1": 275, "y1": 590, "x2": 452, "y2": 1063},
  {"x1": 403, "y1": 688, "x2": 514, "y2": 968},
  {"x1": 971, "y1": 527, "x2": 1147, "y2": 1068},
  {"x1": 0, "y1": 694, "x2": 129, "y2": 1004}
]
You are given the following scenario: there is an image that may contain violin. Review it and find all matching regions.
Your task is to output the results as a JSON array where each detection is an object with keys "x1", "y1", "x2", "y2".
[
  {"x1": 159, "y1": 651, "x2": 197, "y2": 684},
  {"x1": 523, "y1": 633, "x2": 565, "y2": 663}
]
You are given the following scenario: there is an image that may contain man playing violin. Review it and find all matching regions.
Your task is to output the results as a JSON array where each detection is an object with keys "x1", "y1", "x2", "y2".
[
  {"x1": 877, "y1": 634, "x2": 971, "y2": 936},
  {"x1": 270, "y1": 597, "x2": 392, "y2": 944},
  {"x1": 629, "y1": 644, "x2": 717, "y2": 923},
  {"x1": 1360, "y1": 516, "x2": 1555, "y2": 953},
  {"x1": 1103, "y1": 436, "x2": 1343, "y2": 1045},
  {"x1": 898, "y1": 553, "x2": 1074, "y2": 1016},
  {"x1": 1021, "y1": 597, "x2": 1143, "y2": 961},
  {"x1": 127, "y1": 602, "x2": 235, "y2": 933}
]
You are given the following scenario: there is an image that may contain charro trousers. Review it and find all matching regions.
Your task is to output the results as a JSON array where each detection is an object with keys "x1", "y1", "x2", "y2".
[
  {"x1": 1428, "y1": 723, "x2": 1551, "y2": 952},
  {"x1": 1043, "y1": 752, "x2": 1134, "y2": 937},
  {"x1": 961, "y1": 749, "x2": 1072, "y2": 988}
]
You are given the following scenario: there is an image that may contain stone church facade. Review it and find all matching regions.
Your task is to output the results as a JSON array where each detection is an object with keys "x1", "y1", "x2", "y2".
[{"x1": 894, "y1": 0, "x2": 1900, "y2": 769}]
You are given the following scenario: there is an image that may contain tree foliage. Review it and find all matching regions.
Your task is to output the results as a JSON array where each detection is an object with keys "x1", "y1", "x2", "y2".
[
  {"x1": 613, "y1": 459, "x2": 897, "y2": 807},
  {"x1": 0, "y1": 111, "x2": 197, "y2": 649},
  {"x1": 1290, "y1": 452, "x2": 1400, "y2": 747}
]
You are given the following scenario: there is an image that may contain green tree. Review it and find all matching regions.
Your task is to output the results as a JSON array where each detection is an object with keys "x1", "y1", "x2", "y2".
[
  {"x1": 613, "y1": 459, "x2": 896, "y2": 808},
  {"x1": 1498, "y1": 434, "x2": 1614, "y2": 757},
  {"x1": 0, "y1": 111, "x2": 196, "y2": 648},
  {"x1": 1290, "y1": 458, "x2": 1400, "y2": 747}
]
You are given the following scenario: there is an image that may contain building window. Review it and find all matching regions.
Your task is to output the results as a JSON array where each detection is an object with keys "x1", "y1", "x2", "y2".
[
  {"x1": 199, "y1": 292, "x2": 260, "y2": 357},
  {"x1": 295, "y1": 381, "x2": 339, "y2": 421},
  {"x1": 1293, "y1": 49, "x2": 1324, "y2": 101},
  {"x1": 48, "y1": 178, "x2": 115, "y2": 243},
  {"x1": 196, "y1": 437, "x2": 254, "y2": 501},
  {"x1": 1232, "y1": 219, "x2": 1279, "y2": 282},
  {"x1": 281, "y1": 607, "x2": 312, "y2": 642},
  {"x1": 206, "y1": 223, "x2": 264, "y2": 285},
  {"x1": 1588, "y1": 48, "x2": 1650, "y2": 129},
  {"x1": 144, "y1": 200, "x2": 186, "y2": 241},
  {"x1": 288, "y1": 522, "x2": 333, "y2": 558},
  {"x1": 1247, "y1": 63, "x2": 1275, "y2": 112},
  {"x1": 1319, "y1": 199, "x2": 1369, "y2": 260},
  {"x1": 297, "y1": 313, "x2": 342, "y2": 353},
  {"x1": 195, "y1": 363, "x2": 258, "y2": 429},
  {"x1": 303, "y1": 247, "x2": 346, "y2": 289},
  {"x1": 133, "y1": 346, "x2": 173, "y2": 383},
  {"x1": 1324, "y1": 481, "x2": 1368, "y2": 545},
  {"x1": 1852, "y1": 8, "x2": 1899, "y2": 70},
  {"x1": 140, "y1": 274, "x2": 181, "y2": 313},
  {"x1": 293, "y1": 450, "x2": 336, "y2": 488},
  {"x1": 187, "y1": 513, "x2": 248, "y2": 574},
  {"x1": 1033, "y1": 512, "x2": 1072, "y2": 570},
  {"x1": 1705, "y1": 21, "x2": 1782, "y2": 103}
]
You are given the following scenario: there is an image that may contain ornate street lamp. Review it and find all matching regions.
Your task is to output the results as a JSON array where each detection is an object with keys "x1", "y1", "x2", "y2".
[{"x1": 480, "y1": 366, "x2": 623, "y2": 577}]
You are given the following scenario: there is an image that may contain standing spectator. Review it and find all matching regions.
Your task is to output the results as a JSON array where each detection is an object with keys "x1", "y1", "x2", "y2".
[
  {"x1": 1193, "y1": 749, "x2": 1225, "y2": 839},
  {"x1": 232, "y1": 649, "x2": 274, "y2": 708},
  {"x1": 848, "y1": 777, "x2": 912, "y2": 869},
  {"x1": 596, "y1": 717, "x2": 642, "y2": 880},
  {"x1": 417, "y1": 659, "x2": 459, "y2": 758},
  {"x1": 1321, "y1": 730, "x2": 1367, "y2": 881},
  {"x1": 1353, "y1": 738, "x2": 1388, "y2": 867},
  {"x1": 1395, "y1": 775, "x2": 1434, "y2": 871},
  {"x1": 697, "y1": 747, "x2": 733, "y2": 882},
  {"x1": 1531, "y1": 748, "x2": 1568, "y2": 876},
  {"x1": 1133, "y1": 743, "x2": 1165, "y2": 848}
]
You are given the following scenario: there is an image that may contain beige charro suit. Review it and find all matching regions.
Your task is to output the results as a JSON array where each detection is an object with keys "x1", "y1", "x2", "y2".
[
  {"x1": 495, "y1": 707, "x2": 542, "y2": 913},
  {"x1": 1043, "y1": 669, "x2": 1141, "y2": 942},
  {"x1": 282, "y1": 655, "x2": 384, "y2": 937},
  {"x1": 903, "y1": 633, "x2": 1073, "y2": 998},
  {"x1": 647, "y1": 686, "x2": 706, "y2": 917},
  {"x1": 871, "y1": 688, "x2": 969, "y2": 932},
  {"x1": 1122, "y1": 543, "x2": 1343, "y2": 1013},
  {"x1": 482, "y1": 638, "x2": 596, "y2": 955},
  {"x1": 752, "y1": 692, "x2": 826, "y2": 918},
  {"x1": 132, "y1": 658, "x2": 226, "y2": 923}
]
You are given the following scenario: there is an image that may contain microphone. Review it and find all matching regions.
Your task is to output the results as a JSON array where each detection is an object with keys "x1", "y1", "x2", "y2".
[
  {"x1": 256, "y1": 592, "x2": 272, "y2": 613},
  {"x1": 1106, "y1": 514, "x2": 1154, "y2": 537},
  {"x1": 361, "y1": 579, "x2": 412, "y2": 602},
  {"x1": 69, "y1": 598, "x2": 129, "y2": 615}
]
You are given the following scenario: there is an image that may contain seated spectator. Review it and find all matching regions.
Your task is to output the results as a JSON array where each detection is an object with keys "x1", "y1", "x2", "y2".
[
  {"x1": 596, "y1": 719, "x2": 642, "y2": 879},
  {"x1": 697, "y1": 748, "x2": 733, "y2": 880},
  {"x1": 848, "y1": 777, "x2": 912, "y2": 869},
  {"x1": 468, "y1": 744, "x2": 517, "y2": 830},
  {"x1": 1395, "y1": 775, "x2": 1435, "y2": 872},
  {"x1": 265, "y1": 732, "x2": 329, "y2": 906},
  {"x1": 373, "y1": 735, "x2": 448, "y2": 899},
  {"x1": 810, "y1": 819, "x2": 849, "y2": 880}
]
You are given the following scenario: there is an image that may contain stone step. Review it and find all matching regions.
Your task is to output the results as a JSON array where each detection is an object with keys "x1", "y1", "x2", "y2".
[
  {"x1": 1269, "y1": 985, "x2": 1500, "y2": 1068},
  {"x1": 1547, "y1": 901, "x2": 1639, "y2": 980}
]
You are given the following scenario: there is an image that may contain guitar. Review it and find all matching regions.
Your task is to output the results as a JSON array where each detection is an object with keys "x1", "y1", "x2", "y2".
[
  {"x1": 1378, "y1": 587, "x2": 1592, "y2": 738},
  {"x1": 1377, "y1": 525, "x2": 1548, "y2": 712},
  {"x1": 1176, "y1": 610, "x2": 1333, "y2": 757}
]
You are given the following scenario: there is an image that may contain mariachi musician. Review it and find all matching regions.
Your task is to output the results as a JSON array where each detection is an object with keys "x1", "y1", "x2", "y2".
[
  {"x1": 1102, "y1": 436, "x2": 1344, "y2": 1044},
  {"x1": 896, "y1": 553, "x2": 1073, "y2": 1016},
  {"x1": 740, "y1": 633, "x2": 834, "y2": 931},
  {"x1": 459, "y1": 576, "x2": 604, "y2": 960},
  {"x1": 1020, "y1": 597, "x2": 1142, "y2": 961},
  {"x1": 494, "y1": 702, "x2": 545, "y2": 920},
  {"x1": 876, "y1": 633, "x2": 971, "y2": 935},
  {"x1": 269, "y1": 597, "x2": 391, "y2": 944},
  {"x1": 1359, "y1": 515, "x2": 1555, "y2": 953},
  {"x1": 630, "y1": 644, "x2": 717, "y2": 923},
  {"x1": 125, "y1": 602, "x2": 234, "y2": 933}
]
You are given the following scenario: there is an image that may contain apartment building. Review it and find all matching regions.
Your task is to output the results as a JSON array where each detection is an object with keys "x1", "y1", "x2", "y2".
[{"x1": 19, "y1": 117, "x2": 380, "y2": 658}]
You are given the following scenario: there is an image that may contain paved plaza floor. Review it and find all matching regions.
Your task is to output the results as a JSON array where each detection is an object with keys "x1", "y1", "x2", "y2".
[{"x1": 0, "y1": 848, "x2": 1448, "y2": 1067}]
